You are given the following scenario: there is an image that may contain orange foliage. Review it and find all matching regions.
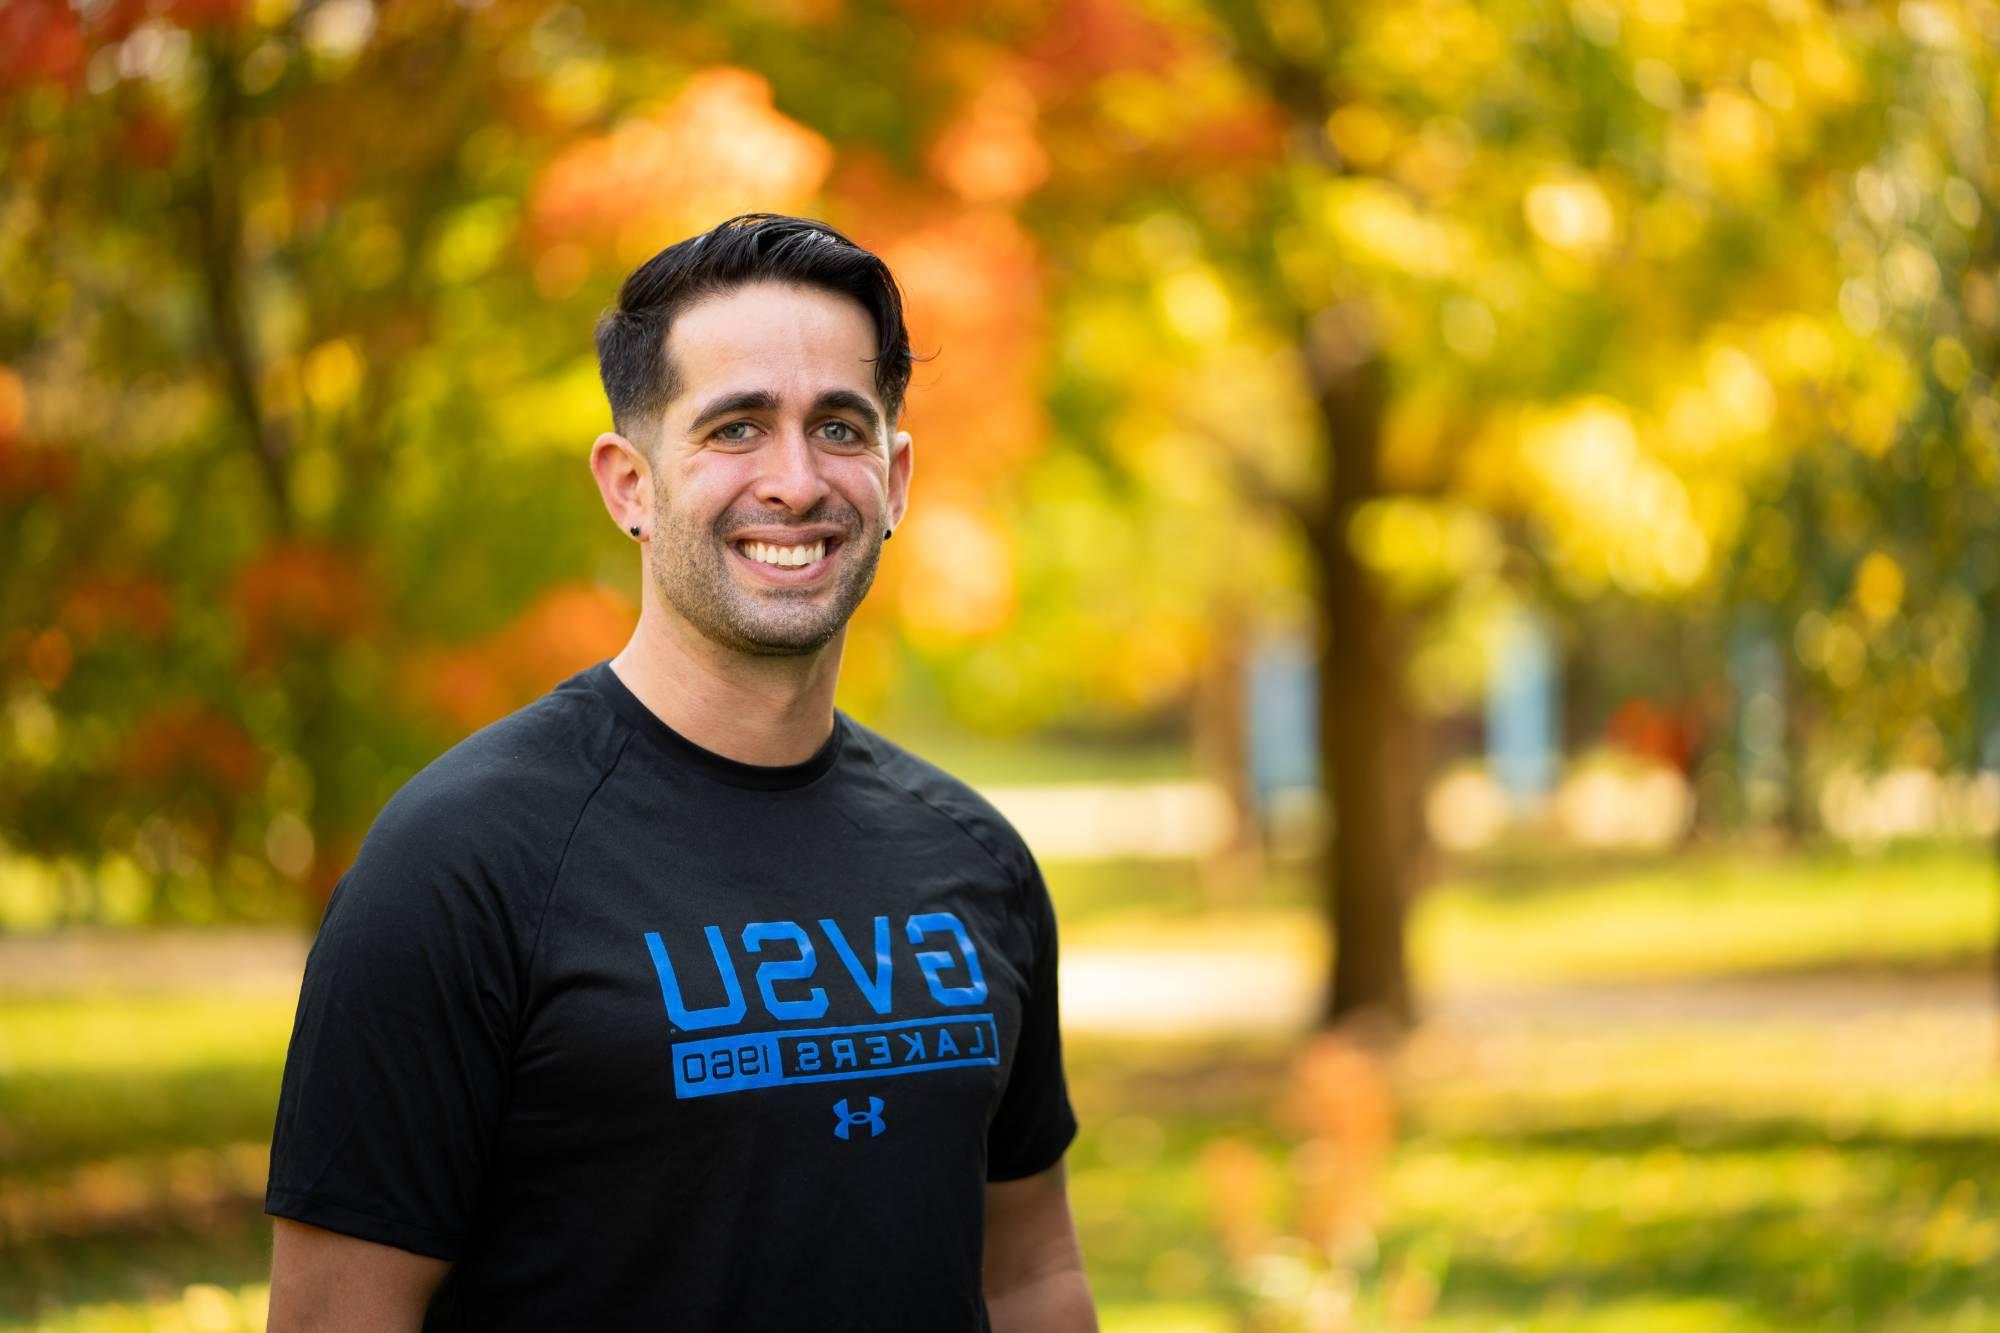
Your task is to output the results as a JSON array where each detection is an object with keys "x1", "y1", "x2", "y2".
[
  {"x1": 311, "y1": 831, "x2": 362, "y2": 902},
  {"x1": 60, "y1": 573, "x2": 174, "y2": 646},
  {"x1": 1017, "y1": 0, "x2": 1283, "y2": 172},
  {"x1": 0, "y1": 448, "x2": 76, "y2": 497},
  {"x1": 120, "y1": 701, "x2": 264, "y2": 792},
  {"x1": 1605, "y1": 697, "x2": 1703, "y2": 773},
  {"x1": 1277, "y1": 1033, "x2": 1395, "y2": 1253},
  {"x1": 1200, "y1": 1136, "x2": 1278, "y2": 1266},
  {"x1": 873, "y1": 208, "x2": 1046, "y2": 485},
  {"x1": 405, "y1": 583, "x2": 636, "y2": 734},
  {"x1": 91, "y1": 0, "x2": 244, "y2": 42},
  {"x1": 0, "y1": 365, "x2": 23, "y2": 444},
  {"x1": 824, "y1": 150, "x2": 1047, "y2": 644},
  {"x1": 928, "y1": 77, "x2": 1048, "y2": 206},
  {"x1": 0, "y1": 0, "x2": 85, "y2": 91},
  {"x1": 0, "y1": 367, "x2": 70, "y2": 499},
  {"x1": 530, "y1": 69, "x2": 834, "y2": 265},
  {"x1": 27, "y1": 628, "x2": 72, "y2": 690},
  {"x1": 230, "y1": 541, "x2": 380, "y2": 670},
  {"x1": 1023, "y1": 0, "x2": 1181, "y2": 87},
  {"x1": 0, "y1": 0, "x2": 244, "y2": 90},
  {"x1": 119, "y1": 106, "x2": 182, "y2": 170}
]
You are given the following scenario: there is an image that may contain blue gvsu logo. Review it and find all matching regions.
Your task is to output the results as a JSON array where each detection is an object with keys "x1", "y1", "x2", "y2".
[
  {"x1": 646, "y1": 911, "x2": 1003, "y2": 1103},
  {"x1": 833, "y1": 1096, "x2": 886, "y2": 1140}
]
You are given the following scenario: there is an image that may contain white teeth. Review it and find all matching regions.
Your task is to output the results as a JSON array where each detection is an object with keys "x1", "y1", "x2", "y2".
[{"x1": 741, "y1": 540, "x2": 827, "y2": 568}]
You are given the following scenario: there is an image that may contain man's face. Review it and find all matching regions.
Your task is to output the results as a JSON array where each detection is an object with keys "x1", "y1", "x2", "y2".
[{"x1": 644, "y1": 281, "x2": 908, "y2": 657}]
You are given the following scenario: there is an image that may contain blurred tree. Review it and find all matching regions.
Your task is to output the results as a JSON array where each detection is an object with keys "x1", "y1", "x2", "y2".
[
  {"x1": 1703, "y1": 2, "x2": 2000, "y2": 983},
  {"x1": 0, "y1": 0, "x2": 1024, "y2": 919},
  {"x1": 1724, "y1": 1, "x2": 1998, "y2": 801},
  {"x1": 1001, "y1": 0, "x2": 1942, "y2": 1026},
  {"x1": 5, "y1": 0, "x2": 1992, "y2": 1038}
]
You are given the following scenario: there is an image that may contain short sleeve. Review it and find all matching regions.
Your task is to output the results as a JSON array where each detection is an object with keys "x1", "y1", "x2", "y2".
[
  {"x1": 265, "y1": 793, "x2": 532, "y2": 1260},
  {"x1": 985, "y1": 862, "x2": 1078, "y2": 1181}
]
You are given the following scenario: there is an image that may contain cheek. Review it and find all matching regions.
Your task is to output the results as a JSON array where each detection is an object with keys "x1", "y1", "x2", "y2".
[
  {"x1": 658, "y1": 464, "x2": 745, "y2": 520},
  {"x1": 826, "y1": 458, "x2": 891, "y2": 508}
]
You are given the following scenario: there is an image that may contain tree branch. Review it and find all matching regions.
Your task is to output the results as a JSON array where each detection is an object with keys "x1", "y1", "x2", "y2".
[{"x1": 191, "y1": 32, "x2": 292, "y2": 529}]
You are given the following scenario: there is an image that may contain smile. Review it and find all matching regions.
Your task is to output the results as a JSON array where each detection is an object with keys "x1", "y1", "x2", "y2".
[{"x1": 737, "y1": 539, "x2": 828, "y2": 568}]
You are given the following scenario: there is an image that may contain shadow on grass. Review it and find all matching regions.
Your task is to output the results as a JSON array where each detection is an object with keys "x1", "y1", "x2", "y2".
[
  {"x1": 0, "y1": 1064, "x2": 281, "y2": 1176},
  {"x1": 0, "y1": 1198, "x2": 272, "y2": 1324},
  {"x1": 1402, "y1": 1199, "x2": 1990, "y2": 1328},
  {"x1": 1437, "y1": 1113, "x2": 2000, "y2": 1160}
]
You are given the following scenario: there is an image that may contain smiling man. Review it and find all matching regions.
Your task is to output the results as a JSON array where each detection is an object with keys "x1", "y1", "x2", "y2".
[{"x1": 264, "y1": 215, "x2": 1095, "y2": 1332}]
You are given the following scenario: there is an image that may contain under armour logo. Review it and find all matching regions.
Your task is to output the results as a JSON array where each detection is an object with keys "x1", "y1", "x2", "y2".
[{"x1": 832, "y1": 1096, "x2": 885, "y2": 1140}]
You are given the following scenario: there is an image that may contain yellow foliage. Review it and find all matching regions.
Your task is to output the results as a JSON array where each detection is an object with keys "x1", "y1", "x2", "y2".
[
  {"x1": 300, "y1": 339, "x2": 362, "y2": 412},
  {"x1": 1518, "y1": 399, "x2": 1714, "y2": 596},
  {"x1": 1326, "y1": 104, "x2": 1401, "y2": 169},
  {"x1": 1854, "y1": 552, "x2": 1905, "y2": 627},
  {"x1": 899, "y1": 500, "x2": 1017, "y2": 646},
  {"x1": 1156, "y1": 268, "x2": 1233, "y2": 344},
  {"x1": 1523, "y1": 173, "x2": 1617, "y2": 258},
  {"x1": 1323, "y1": 179, "x2": 1456, "y2": 277}
]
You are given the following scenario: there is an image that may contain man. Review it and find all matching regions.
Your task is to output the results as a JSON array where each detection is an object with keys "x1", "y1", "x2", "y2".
[{"x1": 264, "y1": 213, "x2": 1096, "y2": 1331}]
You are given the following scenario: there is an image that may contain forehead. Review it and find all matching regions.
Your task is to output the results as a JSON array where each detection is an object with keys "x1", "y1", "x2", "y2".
[{"x1": 664, "y1": 282, "x2": 880, "y2": 411}]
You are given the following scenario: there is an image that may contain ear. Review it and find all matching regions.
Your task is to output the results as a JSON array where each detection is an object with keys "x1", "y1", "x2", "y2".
[
  {"x1": 590, "y1": 432, "x2": 652, "y2": 539},
  {"x1": 887, "y1": 429, "x2": 913, "y2": 532}
]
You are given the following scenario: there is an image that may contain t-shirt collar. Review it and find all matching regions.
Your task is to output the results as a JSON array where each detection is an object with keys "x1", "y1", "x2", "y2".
[{"x1": 579, "y1": 659, "x2": 844, "y2": 791}]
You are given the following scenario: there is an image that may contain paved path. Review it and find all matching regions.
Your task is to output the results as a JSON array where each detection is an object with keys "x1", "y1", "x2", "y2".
[{"x1": 1059, "y1": 945, "x2": 1996, "y2": 1035}]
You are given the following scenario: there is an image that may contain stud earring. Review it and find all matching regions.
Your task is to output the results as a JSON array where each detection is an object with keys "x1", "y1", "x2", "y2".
[
  {"x1": 628, "y1": 526, "x2": 641, "y2": 538},
  {"x1": 884, "y1": 527, "x2": 894, "y2": 541}
]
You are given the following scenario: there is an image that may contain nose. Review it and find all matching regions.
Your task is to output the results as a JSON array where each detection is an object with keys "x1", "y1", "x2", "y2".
[{"x1": 753, "y1": 425, "x2": 832, "y2": 514}]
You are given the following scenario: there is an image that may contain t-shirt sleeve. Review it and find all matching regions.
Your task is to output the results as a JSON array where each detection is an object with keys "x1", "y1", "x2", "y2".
[
  {"x1": 265, "y1": 790, "x2": 534, "y2": 1260},
  {"x1": 986, "y1": 860, "x2": 1078, "y2": 1181}
]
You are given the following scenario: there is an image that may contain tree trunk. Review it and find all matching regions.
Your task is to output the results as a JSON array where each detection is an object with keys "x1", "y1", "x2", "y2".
[{"x1": 1303, "y1": 307, "x2": 1420, "y2": 1030}]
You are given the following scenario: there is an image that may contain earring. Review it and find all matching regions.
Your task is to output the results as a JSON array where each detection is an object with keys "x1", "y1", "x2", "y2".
[
  {"x1": 629, "y1": 526, "x2": 641, "y2": 538},
  {"x1": 884, "y1": 527, "x2": 894, "y2": 541}
]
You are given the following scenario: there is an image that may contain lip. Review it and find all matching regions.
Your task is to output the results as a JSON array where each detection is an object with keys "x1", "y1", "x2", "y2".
[{"x1": 727, "y1": 532, "x2": 844, "y2": 585}]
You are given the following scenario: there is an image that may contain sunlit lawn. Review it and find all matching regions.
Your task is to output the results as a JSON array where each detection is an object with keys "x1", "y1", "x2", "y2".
[
  {"x1": 4, "y1": 847, "x2": 1998, "y2": 1330},
  {"x1": 1054, "y1": 843, "x2": 1998, "y2": 987},
  {"x1": 1073, "y1": 1012, "x2": 2000, "y2": 1333}
]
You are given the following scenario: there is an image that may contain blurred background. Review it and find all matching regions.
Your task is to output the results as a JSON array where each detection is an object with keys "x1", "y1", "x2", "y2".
[{"x1": 3, "y1": 0, "x2": 1999, "y2": 1327}]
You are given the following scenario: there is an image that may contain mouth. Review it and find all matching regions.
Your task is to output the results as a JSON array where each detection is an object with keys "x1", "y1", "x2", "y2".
[{"x1": 729, "y1": 535, "x2": 840, "y2": 583}]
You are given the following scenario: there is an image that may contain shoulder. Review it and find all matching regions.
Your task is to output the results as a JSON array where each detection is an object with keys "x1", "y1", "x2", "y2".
[
  {"x1": 352, "y1": 671, "x2": 632, "y2": 895},
  {"x1": 839, "y1": 717, "x2": 1037, "y2": 886}
]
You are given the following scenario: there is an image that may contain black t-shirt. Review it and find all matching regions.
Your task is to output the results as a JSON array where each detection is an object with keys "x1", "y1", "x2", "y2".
[{"x1": 266, "y1": 661, "x2": 1077, "y2": 1331}]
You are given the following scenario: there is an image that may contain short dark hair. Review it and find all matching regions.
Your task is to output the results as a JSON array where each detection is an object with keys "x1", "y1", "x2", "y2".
[{"x1": 594, "y1": 213, "x2": 914, "y2": 441}]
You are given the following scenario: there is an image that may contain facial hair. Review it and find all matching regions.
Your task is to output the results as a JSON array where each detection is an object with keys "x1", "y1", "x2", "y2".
[{"x1": 647, "y1": 478, "x2": 883, "y2": 656}]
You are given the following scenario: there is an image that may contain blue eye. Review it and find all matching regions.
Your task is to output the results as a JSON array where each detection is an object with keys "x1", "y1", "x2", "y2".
[
  {"x1": 716, "y1": 422, "x2": 755, "y2": 442},
  {"x1": 821, "y1": 421, "x2": 858, "y2": 443}
]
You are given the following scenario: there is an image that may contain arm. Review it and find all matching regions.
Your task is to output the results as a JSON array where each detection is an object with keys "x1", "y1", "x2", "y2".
[
  {"x1": 268, "y1": 1217, "x2": 451, "y2": 1333},
  {"x1": 983, "y1": 1159, "x2": 1097, "y2": 1333}
]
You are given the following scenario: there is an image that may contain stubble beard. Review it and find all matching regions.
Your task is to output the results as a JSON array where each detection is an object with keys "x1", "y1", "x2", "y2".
[{"x1": 647, "y1": 479, "x2": 882, "y2": 657}]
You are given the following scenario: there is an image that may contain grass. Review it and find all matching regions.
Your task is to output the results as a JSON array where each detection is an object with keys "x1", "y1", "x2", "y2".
[
  {"x1": 1049, "y1": 843, "x2": 1998, "y2": 986},
  {"x1": 4, "y1": 848, "x2": 1999, "y2": 1329},
  {"x1": 1065, "y1": 1020, "x2": 2000, "y2": 1331}
]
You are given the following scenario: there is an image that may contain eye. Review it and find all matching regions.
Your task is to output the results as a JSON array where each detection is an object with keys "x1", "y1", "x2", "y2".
[
  {"x1": 715, "y1": 421, "x2": 757, "y2": 443},
  {"x1": 818, "y1": 420, "x2": 863, "y2": 445}
]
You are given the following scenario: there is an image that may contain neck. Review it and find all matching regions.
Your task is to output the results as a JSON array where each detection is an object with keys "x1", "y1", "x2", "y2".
[{"x1": 609, "y1": 601, "x2": 844, "y2": 768}]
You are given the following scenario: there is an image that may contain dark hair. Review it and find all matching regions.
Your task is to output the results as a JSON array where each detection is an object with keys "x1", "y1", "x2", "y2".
[{"x1": 594, "y1": 213, "x2": 914, "y2": 440}]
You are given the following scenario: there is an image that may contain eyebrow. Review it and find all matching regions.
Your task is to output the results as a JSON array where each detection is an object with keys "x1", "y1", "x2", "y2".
[
  {"x1": 686, "y1": 390, "x2": 780, "y2": 436},
  {"x1": 812, "y1": 389, "x2": 883, "y2": 438},
  {"x1": 684, "y1": 388, "x2": 885, "y2": 439}
]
